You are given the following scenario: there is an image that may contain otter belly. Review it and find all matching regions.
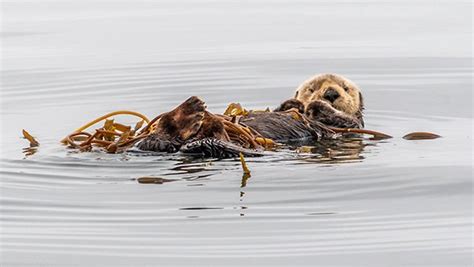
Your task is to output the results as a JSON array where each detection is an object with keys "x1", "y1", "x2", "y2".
[{"x1": 239, "y1": 112, "x2": 319, "y2": 142}]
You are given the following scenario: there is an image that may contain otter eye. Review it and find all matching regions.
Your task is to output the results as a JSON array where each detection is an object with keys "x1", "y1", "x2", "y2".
[
  {"x1": 308, "y1": 88, "x2": 315, "y2": 93},
  {"x1": 343, "y1": 85, "x2": 349, "y2": 92}
]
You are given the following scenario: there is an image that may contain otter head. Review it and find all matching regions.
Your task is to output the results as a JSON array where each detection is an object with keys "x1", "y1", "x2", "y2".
[{"x1": 294, "y1": 74, "x2": 364, "y2": 118}]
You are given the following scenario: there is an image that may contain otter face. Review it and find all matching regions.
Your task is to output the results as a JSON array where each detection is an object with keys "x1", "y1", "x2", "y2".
[{"x1": 294, "y1": 74, "x2": 363, "y2": 116}]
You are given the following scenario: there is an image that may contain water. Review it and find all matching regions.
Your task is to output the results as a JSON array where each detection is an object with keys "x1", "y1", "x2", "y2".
[{"x1": 1, "y1": 0, "x2": 472, "y2": 266}]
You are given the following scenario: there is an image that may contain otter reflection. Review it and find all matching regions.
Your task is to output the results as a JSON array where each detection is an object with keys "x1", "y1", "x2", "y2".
[{"x1": 295, "y1": 135, "x2": 370, "y2": 164}]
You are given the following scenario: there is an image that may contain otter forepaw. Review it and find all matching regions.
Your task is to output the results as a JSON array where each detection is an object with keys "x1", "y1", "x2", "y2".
[
  {"x1": 305, "y1": 100, "x2": 338, "y2": 118},
  {"x1": 274, "y1": 99, "x2": 305, "y2": 113},
  {"x1": 306, "y1": 100, "x2": 362, "y2": 129}
]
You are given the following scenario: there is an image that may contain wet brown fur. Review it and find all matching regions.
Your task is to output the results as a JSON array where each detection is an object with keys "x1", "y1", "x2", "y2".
[
  {"x1": 138, "y1": 97, "x2": 236, "y2": 152},
  {"x1": 194, "y1": 112, "x2": 231, "y2": 141},
  {"x1": 154, "y1": 96, "x2": 206, "y2": 141}
]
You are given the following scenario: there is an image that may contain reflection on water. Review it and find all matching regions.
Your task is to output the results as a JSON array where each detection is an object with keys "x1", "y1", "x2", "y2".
[
  {"x1": 132, "y1": 135, "x2": 375, "y2": 179},
  {"x1": 136, "y1": 177, "x2": 177, "y2": 184},
  {"x1": 22, "y1": 146, "x2": 38, "y2": 157},
  {"x1": 298, "y1": 135, "x2": 372, "y2": 164},
  {"x1": 1, "y1": 0, "x2": 472, "y2": 266}
]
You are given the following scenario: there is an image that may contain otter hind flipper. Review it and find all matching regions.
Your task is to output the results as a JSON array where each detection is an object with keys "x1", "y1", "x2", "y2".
[{"x1": 180, "y1": 138, "x2": 264, "y2": 158}]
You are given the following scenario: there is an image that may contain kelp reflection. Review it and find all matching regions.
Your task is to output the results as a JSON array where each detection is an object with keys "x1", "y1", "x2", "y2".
[{"x1": 22, "y1": 146, "x2": 38, "y2": 157}]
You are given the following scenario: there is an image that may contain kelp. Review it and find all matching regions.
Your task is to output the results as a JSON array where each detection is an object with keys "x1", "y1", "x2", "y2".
[
  {"x1": 224, "y1": 103, "x2": 248, "y2": 116},
  {"x1": 22, "y1": 129, "x2": 39, "y2": 147},
  {"x1": 61, "y1": 110, "x2": 150, "y2": 143},
  {"x1": 239, "y1": 152, "x2": 252, "y2": 200},
  {"x1": 22, "y1": 129, "x2": 40, "y2": 157},
  {"x1": 220, "y1": 118, "x2": 261, "y2": 149},
  {"x1": 403, "y1": 132, "x2": 441, "y2": 140},
  {"x1": 239, "y1": 152, "x2": 251, "y2": 175},
  {"x1": 328, "y1": 127, "x2": 393, "y2": 140},
  {"x1": 61, "y1": 110, "x2": 158, "y2": 153}
]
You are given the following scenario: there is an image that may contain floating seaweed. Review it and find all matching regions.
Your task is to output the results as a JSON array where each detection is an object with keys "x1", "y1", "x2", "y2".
[
  {"x1": 403, "y1": 132, "x2": 441, "y2": 140},
  {"x1": 61, "y1": 110, "x2": 156, "y2": 153},
  {"x1": 22, "y1": 129, "x2": 40, "y2": 157},
  {"x1": 239, "y1": 152, "x2": 251, "y2": 175},
  {"x1": 328, "y1": 126, "x2": 393, "y2": 140},
  {"x1": 22, "y1": 129, "x2": 39, "y2": 147}
]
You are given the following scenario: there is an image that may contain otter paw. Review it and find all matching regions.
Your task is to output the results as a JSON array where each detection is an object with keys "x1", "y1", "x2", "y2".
[
  {"x1": 305, "y1": 100, "x2": 338, "y2": 118},
  {"x1": 274, "y1": 99, "x2": 305, "y2": 113}
]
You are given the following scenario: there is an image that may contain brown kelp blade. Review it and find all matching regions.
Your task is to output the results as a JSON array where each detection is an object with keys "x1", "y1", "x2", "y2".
[
  {"x1": 134, "y1": 120, "x2": 145, "y2": 132},
  {"x1": 328, "y1": 127, "x2": 392, "y2": 140},
  {"x1": 224, "y1": 103, "x2": 248, "y2": 116},
  {"x1": 103, "y1": 119, "x2": 116, "y2": 141},
  {"x1": 255, "y1": 137, "x2": 276, "y2": 149},
  {"x1": 239, "y1": 153, "x2": 251, "y2": 175},
  {"x1": 22, "y1": 129, "x2": 39, "y2": 147},
  {"x1": 113, "y1": 122, "x2": 131, "y2": 133},
  {"x1": 403, "y1": 132, "x2": 441, "y2": 140}
]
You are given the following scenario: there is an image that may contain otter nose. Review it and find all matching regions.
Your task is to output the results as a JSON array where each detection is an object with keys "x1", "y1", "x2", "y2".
[{"x1": 323, "y1": 88, "x2": 340, "y2": 103}]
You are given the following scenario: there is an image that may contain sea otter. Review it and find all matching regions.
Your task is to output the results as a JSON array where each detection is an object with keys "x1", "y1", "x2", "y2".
[{"x1": 137, "y1": 74, "x2": 365, "y2": 158}]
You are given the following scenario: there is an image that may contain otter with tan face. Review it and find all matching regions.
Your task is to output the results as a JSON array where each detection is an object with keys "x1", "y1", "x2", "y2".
[{"x1": 276, "y1": 74, "x2": 364, "y2": 128}]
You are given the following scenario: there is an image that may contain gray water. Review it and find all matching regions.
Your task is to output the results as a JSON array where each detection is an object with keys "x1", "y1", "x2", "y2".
[{"x1": 1, "y1": 1, "x2": 473, "y2": 266}]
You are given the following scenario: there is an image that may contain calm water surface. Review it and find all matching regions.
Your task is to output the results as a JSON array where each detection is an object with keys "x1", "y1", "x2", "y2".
[{"x1": 1, "y1": 1, "x2": 472, "y2": 266}]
